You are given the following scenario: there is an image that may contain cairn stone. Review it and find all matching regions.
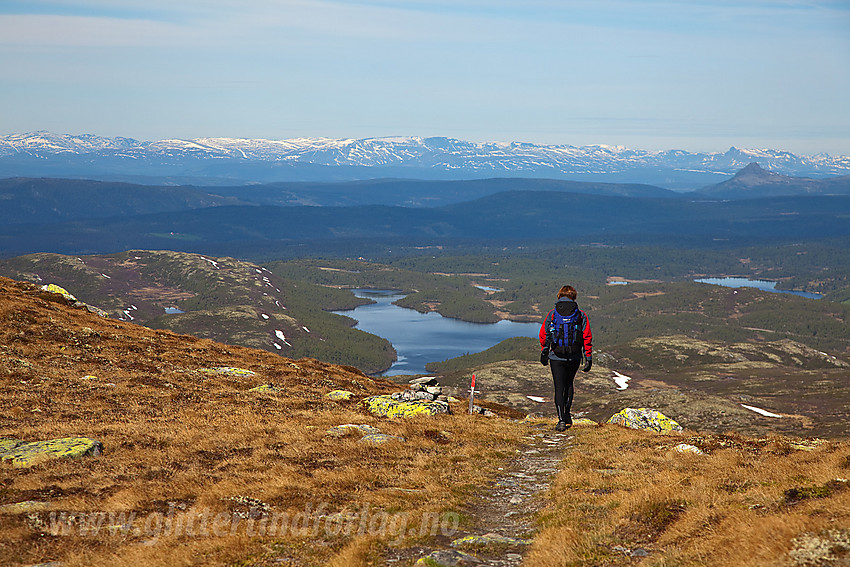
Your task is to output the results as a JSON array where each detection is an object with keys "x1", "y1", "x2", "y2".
[{"x1": 364, "y1": 395, "x2": 451, "y2": 418}]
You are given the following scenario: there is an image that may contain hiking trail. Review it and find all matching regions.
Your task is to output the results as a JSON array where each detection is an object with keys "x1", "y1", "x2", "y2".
[{"x1": 392, "y1": 420, "x2": 574, "y2": 566}]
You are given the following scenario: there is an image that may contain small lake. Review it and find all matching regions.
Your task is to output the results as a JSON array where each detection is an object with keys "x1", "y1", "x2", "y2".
[
  {"x1": 694, "y1": 277, "x2": 822, "y2": 299},
  {"x1": 333, "y1": 289, "x2": 541, "y2": 376}
]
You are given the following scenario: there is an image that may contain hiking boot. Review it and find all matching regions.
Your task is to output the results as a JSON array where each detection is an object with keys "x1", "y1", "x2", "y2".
[{"x1": 555, "y1": 421, "x2": 567, "y2": 432}]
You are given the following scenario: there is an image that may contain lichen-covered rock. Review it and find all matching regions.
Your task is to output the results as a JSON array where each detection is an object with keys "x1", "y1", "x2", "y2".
[
  {"x1": 79, "y1": 303, "x2": 109, "y2": 318},
  {"x1": 393, "y1": 390, "x2": 435, "y2": 401},
  {"x1": 364, "y1": 395, "x2": 451, "y2": 418},
  {"x1": 572, "y1": 418, "x2": 598, "y2": 426},
  {"x1": 326, "y1": 389, "x2": 354, "y2": 401},
  {"x1": 39, "y1": 284, "x2": 109, "y2": 317},
  {"x1": 787, "y1": 529, "x2": 850, "y2": 566},
  {"x1": 0, "y1": 437, "x2": 103, "y2": 468},
  {"x1": 41, "y1": 283, "x2": 77, "y2": 302},
  {"x1": 200, "y1": 367, "x2": 256, "y2": 377},
  {"x1": 674, "y1": 443, "x2": 705, "y2": 455},
  {"x1": 469, "y1": 405, "x2": 496, "y2": 417},
  {"x1": 415, "y1": 549, "x2": 482, "y2": 566},
  {"x1": 0, "y1": 500, "x2": 52, "y2": 514},
  {"x1": 358, "y1": 433, "x2": 405, "y2": 445},
  {"x1": 326, "y1": 424, "x2": 380, "y2": 437},
  {"x1": 450, "y1": 532, "x2": 532, "y2": 548},
  {"x1": 248, "y1": 383, "x2": 283, "y2": 393},
  {"x1": 0, "y1": 439, "x2": 24, "y2": 453},
  {"x1": 607, "y1": 408, "x2": 683, "y2": 433}
]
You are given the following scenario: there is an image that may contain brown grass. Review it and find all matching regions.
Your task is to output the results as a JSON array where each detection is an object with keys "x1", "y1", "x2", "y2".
[
  {"x1": 0, "y1": 277, "x2": 524, "y2": 566},
  {"x1": 524, "y1": 425, "x2": 850, "y2": 567},
  {"x1": 3, "y1": 275, "x2": 848, "y2": 567}
]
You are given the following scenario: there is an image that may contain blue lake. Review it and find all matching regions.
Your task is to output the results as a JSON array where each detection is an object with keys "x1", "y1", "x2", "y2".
[
  {"x1": 694, "y1": 277, "x2": 822, "y2": 299},
  {"x1": 334, "y1": 289, "x2": 542, "y2": 376}
]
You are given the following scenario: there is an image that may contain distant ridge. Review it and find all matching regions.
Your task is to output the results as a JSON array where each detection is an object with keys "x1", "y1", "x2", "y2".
[
  {"x1": 2, "y1": 132, "x2": 849, "y2": 188},
  {"x1": 697, "y1": 162, "x2": 850, "y2": 199}
]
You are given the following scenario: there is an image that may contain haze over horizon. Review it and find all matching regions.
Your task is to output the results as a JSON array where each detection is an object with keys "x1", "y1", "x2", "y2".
[{"x1": 1, "y1": 1, "x2": 849, "y2": 156}]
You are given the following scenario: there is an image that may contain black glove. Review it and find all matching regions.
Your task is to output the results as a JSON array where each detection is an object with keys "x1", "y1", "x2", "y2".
[
  {"x1": 582, "y1": 357, "x2": 592, "y2": 372},
  {"x1": 540, "y1": 347, "x2": 549, "y2": 366}
]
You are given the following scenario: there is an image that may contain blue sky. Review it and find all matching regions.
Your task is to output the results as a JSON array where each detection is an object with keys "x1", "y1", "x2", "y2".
[{"x1": 1, "y1": 0, "x2": 848, "y2": 154}]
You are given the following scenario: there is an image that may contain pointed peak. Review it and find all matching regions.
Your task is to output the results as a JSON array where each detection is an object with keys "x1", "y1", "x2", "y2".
[{"x1": 734, "y1": 162, "x2": 769, "y2": 177}]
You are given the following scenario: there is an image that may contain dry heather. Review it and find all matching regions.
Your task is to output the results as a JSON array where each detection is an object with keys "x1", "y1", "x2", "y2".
[
  {"x1": 0, "y1": 277, "x2": 524, "y2": 566},
  {"x1": 525, "y1": 426, "x2": 850, "y2": 567},
  {"x1": 1, "y1": 275, "x2": 848, "y2": 567}
]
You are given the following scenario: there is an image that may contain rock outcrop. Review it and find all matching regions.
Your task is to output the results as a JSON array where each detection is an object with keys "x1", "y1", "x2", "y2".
[
  {"x1": 40, "y1": 283, "x2": 109, "y2": 317},
  {"x1": 364, "y1": 377, "x2": 454, "y2": 418},
  {"x1": 0, "y1": 437, "x2": 103, "y2": 468},
  {"x1": 364, "y1": 395, "x2": 451, "y2": 418},
  {"x1": 607, "y1": 408, "x2": 683, "y2": 433}
]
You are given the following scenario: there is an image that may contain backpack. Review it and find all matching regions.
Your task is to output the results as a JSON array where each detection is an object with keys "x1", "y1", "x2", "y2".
[{"x1": 547, "y1": 308, "x2": 583, "y2": 358}]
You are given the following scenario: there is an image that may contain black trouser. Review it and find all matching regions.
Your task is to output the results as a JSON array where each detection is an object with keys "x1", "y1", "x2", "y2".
[{"x1": 550, "y1": 358, "x2": 580, "y2": 422}]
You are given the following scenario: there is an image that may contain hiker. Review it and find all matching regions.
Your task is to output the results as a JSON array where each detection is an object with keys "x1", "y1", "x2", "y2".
[{"x1": 539, "y1": 285, "x2": 592, "y2": 431}]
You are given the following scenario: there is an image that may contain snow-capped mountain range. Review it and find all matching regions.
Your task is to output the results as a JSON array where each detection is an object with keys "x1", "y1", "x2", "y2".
[{"x1": 2, "y1": 131, "x2": 848, "y2": 187}]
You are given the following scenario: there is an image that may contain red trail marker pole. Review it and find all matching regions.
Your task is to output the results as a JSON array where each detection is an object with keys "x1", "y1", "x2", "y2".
[{"x1": 468, "y1": 374, "x2": 476, "y2": 414}]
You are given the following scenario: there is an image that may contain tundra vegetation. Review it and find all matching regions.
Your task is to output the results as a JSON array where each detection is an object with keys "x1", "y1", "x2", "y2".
[{"x1": 0, "y1": 276, "x2": 848, "y2": 566}]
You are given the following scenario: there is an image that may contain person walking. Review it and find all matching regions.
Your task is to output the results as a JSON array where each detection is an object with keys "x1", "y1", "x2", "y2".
[{"x1": 539, "y1": 285, "x2": 592, "y2": 431}]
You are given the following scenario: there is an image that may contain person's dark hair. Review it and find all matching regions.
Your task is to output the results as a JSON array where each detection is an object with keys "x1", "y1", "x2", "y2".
[{"x1": 557, "y1": 285, "x2": 577, "y2": 300}]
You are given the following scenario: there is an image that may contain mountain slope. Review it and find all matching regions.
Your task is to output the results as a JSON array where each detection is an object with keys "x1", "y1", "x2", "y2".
[
  {"x1": 1, "y1": 275, "x2": 849, "y2": 567},
  {"x1": 210, "y1": 176, "x2": 678, "y2": 207},
  {"x1": 0, "y1": 177, "x2": 252, "y2": 225},
  {"x1": 0, "y1": 176, "x2": 677, "y2": 226},
  {"x1": 698, "y1": 162, "x2": 850, "y2": 199},
  {"x1": 0, "y1": 251, "x2": 395, "y2": 374},
  {"x1": 0, "y1": 275, "x2": 528, "y2": 566}
]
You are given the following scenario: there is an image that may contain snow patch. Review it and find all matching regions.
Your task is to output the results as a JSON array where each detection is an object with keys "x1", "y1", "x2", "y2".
[
  {"x1": 526, "y1": 395, "x2": 547, "y2": 403},
  {"x1": 260, "y1": 313, "x2": 270, "y2": 320},
  {"x1": 274, "y1": 330, "x2": 292, "y2": 346},
  {"x1": 741, "y1": 404, "x2": 783, "y2": 418},
  {"x1": 612, "y1": 371, "x2": 631, "y2": 390},
  {"x1": 200, "y1": 257, "x2": 220, "y2": 269}
]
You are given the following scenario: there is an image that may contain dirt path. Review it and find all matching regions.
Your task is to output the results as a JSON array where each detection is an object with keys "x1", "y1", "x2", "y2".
[{"x1": 393, "y1": 420, "x2": 574, "y2": 566}]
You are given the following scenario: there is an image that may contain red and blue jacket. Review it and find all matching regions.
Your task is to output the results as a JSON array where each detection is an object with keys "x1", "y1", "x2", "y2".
[{"x1": 539, "y1": 299, "x2": 592, "y2": 361}]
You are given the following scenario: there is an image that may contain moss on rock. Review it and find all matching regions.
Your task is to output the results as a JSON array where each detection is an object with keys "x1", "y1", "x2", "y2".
[
  {"x1": 607, "y1": 407, "x2": 683, "y2": 433},
  {"x1": 0, "y1": 437, "x2": 103, "y2": 468},
  {"x1": 364, "y1": 395, "x2": 451, "y2": 418},
  {"x1": 358, "y1": 433, "x2": 405, "y2": 445},
  {"x1": 199, "y1": 367, "x2": 256, "y2": 377},
  {"x1": 248, "y1": 383, "x2": 283, "y2": 393},
  {"x1": 326, "y1": 389, "x2": 354, "y2": 401},
  {"x1": 450, "y1": 532, "x2": 532, "y2": 548}
]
